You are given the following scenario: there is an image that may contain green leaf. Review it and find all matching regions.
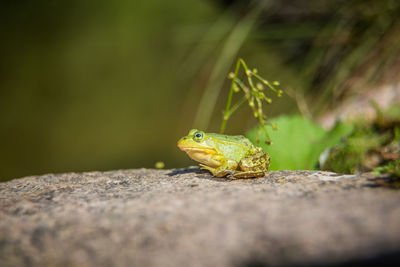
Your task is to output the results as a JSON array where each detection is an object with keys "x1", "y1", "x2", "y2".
[{"x1": 246, "y1": 115, "x2": 353, "y2": 170}]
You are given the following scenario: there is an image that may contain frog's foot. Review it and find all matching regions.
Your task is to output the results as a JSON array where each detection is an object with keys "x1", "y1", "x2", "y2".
[
  {"x1": 199, "y1": 164, "x2": 234, "y2": 178},
  {"x1": 232, "y1": 171, "x2": 265, "y2": 179}
]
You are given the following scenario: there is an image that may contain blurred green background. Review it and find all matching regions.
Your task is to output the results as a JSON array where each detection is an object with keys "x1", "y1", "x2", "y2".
[{"x1": 1, "y1": 0, "x2": 399, "y2": 181}]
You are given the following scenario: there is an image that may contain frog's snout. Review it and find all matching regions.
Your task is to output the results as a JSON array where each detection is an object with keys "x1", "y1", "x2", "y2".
[{"x1": 177, "y1": 137, "x2": 188, "y2": 150}]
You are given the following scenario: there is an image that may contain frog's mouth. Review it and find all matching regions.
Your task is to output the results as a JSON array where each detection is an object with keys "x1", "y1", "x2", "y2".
[{"x1": 178, "y1": 146, "x2": 215, "y2": 152}]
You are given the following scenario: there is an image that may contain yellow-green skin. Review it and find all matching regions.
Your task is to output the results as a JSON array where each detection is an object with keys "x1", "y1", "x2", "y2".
[{"x1": 177, "y1": 129, "x2": 270, "y2": 178}]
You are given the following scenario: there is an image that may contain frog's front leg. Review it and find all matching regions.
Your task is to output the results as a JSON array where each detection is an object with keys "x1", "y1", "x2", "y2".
[{"x1": 200, "y1": 159, "x2": 238, "y2": 177}]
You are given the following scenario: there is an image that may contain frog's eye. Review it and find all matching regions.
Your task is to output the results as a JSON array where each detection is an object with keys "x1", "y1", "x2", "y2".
[
  {"x1": 188, "y1": 129, "x2": 198, "y2": 136},
  {"x1": 193, "y1": 131, "x2": 204, "y2": 141}
]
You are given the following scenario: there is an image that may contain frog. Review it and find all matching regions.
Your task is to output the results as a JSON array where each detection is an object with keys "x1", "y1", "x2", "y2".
[{"x1": 177, "y1": 129, "x2": 270, "y2": 178}]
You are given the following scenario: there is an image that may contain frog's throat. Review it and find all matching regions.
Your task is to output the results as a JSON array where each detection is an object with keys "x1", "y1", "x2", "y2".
[{"x1": 180, "y1": 147, "x2": 221, "y2": 168}]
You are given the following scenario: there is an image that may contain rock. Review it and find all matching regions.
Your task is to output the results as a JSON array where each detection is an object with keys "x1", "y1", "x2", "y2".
[{"x1": 1, "y1": 168, "x2": 400, "y2": 266}]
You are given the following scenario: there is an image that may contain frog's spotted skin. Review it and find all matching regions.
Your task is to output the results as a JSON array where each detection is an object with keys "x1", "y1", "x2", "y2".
[{"x1": 177, "y1": 129, "x2": 270, "y2": 178}]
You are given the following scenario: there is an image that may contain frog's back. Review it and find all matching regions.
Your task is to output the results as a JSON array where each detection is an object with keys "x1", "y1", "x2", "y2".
[{"x1": 207, "y1": 133, "x2": 255, "y2": 150}]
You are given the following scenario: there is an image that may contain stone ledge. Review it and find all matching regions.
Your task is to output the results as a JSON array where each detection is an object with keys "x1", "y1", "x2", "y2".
[{"x1": 1, "y1": 169, "x2": 400, "y2": 266}]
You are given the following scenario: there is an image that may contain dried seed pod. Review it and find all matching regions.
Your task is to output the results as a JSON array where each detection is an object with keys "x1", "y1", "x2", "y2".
[{"x1": 233, "y1": 83, "x2": 240, "y2": 93}]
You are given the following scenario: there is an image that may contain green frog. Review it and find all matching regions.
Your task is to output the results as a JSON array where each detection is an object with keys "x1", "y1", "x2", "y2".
[{"x1": 177, "y1": 129, "x2": 270, "y2": 178}]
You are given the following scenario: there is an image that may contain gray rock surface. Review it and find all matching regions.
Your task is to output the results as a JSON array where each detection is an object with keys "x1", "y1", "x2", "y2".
[{"x1": 1, "y1": 168, "x2": 400, "y2": 267}]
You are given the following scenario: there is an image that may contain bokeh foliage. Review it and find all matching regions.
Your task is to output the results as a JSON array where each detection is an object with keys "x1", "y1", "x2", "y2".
[
  {"x1": 247, "y1": 116, "x2": 353, "y2": 170},
  {"x1": 0, "y1": 0, "x2": 218, "y2": 180}
]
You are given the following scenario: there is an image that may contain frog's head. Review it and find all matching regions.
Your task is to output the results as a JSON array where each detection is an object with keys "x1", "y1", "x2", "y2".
[{"x1": 177, "y1": 129, "x2": 220, "y2": 167}]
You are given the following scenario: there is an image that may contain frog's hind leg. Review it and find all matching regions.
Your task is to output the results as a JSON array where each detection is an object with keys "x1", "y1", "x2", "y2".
[{"x1": 234, "y1": 151, "x2": 270, "y2": 178}]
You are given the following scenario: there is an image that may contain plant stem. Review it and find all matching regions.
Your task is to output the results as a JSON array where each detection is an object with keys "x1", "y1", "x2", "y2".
[
  {"x1": 220, "y1": 59, "x2": 244, "y2": 133},
  {"x1": 253, "y1": 73, "x2": 277, "y2": 92},
  {"x1": 220, "y1": 57, "x2": 281, "y2": 139},
  {"x1": 227, "y1": 96, "x2": 247, "y2": 118}
]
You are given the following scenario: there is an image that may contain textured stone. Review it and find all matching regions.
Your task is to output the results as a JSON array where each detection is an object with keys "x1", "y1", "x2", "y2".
[{"x1": 1, "y1": 168, "x2": 400, "y2": 266}]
